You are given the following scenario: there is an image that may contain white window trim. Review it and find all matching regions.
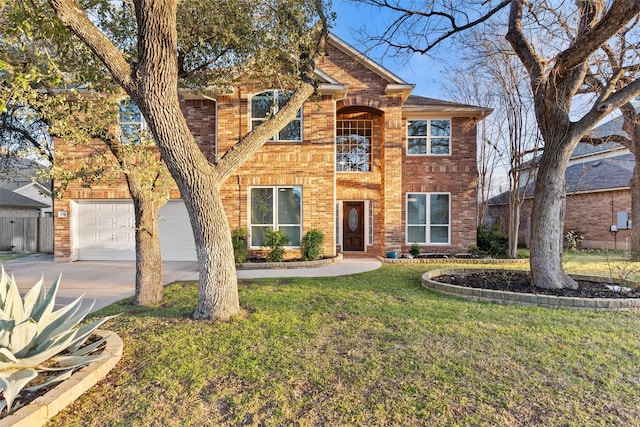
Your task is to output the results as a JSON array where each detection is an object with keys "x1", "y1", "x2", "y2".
[
  {"x1": 405, "y1": 192, "x2": 451, "y2": 245},
  {"x1": 248, "y1": 186, "x2": 303, "y2": 249},
  {"x1": 249, "y1": 89, "x2": 303, "y2": 142},
  {"x1": 406, "y1": 118, "x2": 451, "y2": 157}
]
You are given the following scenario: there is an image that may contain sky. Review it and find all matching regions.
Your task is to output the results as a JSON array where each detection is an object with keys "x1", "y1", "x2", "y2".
[{"x1": 329, "y1": 0, "x2": 453, "y2": 99}]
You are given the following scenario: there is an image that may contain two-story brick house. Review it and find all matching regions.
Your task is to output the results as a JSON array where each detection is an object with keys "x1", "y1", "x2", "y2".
[{"x1": 53, "y1": 34, "x2": 490, "y2": 261}]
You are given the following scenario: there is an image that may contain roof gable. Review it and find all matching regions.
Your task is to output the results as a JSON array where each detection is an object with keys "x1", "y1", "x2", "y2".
[{"x1": 0, "y1": 187, "x2": 50, "y2": 209}]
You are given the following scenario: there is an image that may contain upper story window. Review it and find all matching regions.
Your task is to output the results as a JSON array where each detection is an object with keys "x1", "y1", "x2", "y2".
[
  {"x1": 336, "y1": 120, "x2": 372, "y2": 172},
  {"x1": 118, "y1": 99, "x2": 151, "y2": 144},
  {"x1": 407, "y1": 119, "x2": 451, "y2": 155},
  {"x1": 250, "y1": 90, "x2": 302, "y2": 141}
]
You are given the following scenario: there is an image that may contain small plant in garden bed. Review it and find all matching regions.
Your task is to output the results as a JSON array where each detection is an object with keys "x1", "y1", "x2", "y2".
[
  {"x1": 409, "y1": 243, "x2": 421, "y2": 258},
  {"x1": 231, "y1": 228, "x2": 249, "y2": 264},
  {"x1": 264, "y1": 228, "x2": 289, "y2": 262},
  {"x1": 0, "y1": 267, "x2": 116, "y2": 416},
  {"x1": 301, "y1": 229, "x2": 325, "y2": 261}
]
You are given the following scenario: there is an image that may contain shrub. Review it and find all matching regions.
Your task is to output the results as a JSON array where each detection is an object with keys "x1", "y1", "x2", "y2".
[
  {"x1": 409, "y1": 243, "x2": 421, "y2": 257},
  {"x1": 231, "y1": 228, "x2": 249, "y2": 264},
  {"x1": 265, "y1": 228, "x2": 289, "y2": 262},
  {"x1": 476, "y1": 224, "x2": 508, "y2": 258},
  {"x1": 0, "y1": 267, "x2": 116, "y2": 414},
  {"x1": 564, "y1": 229, "x2": 584, "y2": 252},
  {"x1": 301, "y1": 229, "x2": 325, "y2": 261},
  {"x1": 468, "y1": 245, "x2": 482, "y2": 257}
]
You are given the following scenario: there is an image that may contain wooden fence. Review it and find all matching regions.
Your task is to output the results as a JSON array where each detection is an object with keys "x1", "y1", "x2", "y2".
[{"x1": 0, "y1": 217, "x2": 54, "y2": 253}]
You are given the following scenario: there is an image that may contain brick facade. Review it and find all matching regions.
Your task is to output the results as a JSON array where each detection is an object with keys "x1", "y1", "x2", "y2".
[
  {"x1": 490, "y1": 189, "x2": 632, "y2": 250},
  {"x1": 53, "y1": 35, "x2": 486, "y2": 260}
]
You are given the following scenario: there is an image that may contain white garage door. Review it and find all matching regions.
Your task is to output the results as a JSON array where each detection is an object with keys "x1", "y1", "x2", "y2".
[{"x1": 74, "y1": 200, "x2": 197, "y2": 261}]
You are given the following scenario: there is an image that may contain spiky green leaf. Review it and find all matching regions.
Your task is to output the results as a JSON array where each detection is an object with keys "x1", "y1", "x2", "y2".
[
  {"x1": 10, "y1": 319, "x2": 38, "y2": 358},
  {"x1": 0, "y1": 369, "x2": 37, "y2": 413},
  {"x1": 30, "y1": 274, "x2": 61, "y2": 323},
  {"x1": 0, "y1": 319, "x2": 15, "y2": 348},
  {"x1": 24, "y1": 369, "x2": 73, "y2": 392},
  {"x1": 21, "y1": 277, "x2": 46, "y2": 318}
]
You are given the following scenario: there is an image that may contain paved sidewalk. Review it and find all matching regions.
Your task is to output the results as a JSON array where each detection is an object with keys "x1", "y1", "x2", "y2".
[{"x1": 1, "y1": 254, "x2": 381, "y2": 312}]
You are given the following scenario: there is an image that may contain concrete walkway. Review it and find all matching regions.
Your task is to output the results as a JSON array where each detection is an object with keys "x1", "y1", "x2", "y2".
[{"x1": 1, "y1": 254, "x2": 381, "y2": 312}]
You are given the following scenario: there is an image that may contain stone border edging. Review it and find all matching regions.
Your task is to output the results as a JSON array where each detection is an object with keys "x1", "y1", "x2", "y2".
[
  {"x1": 0, "y1": 329, "x2": 124, "y2": 427},
  {"x1": 422, "y1": 268, "x2": 640, "y2": 311},
  {"x1": 237, "y1": 253, "x2": 343, "y2": 270},
  {"x1": 381, "y1": 257, "x2": 529, "y2": 265}
]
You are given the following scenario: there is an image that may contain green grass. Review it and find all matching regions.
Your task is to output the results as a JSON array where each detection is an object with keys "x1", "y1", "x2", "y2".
[
  {"x1": 0, "y1": 252, "x2": 28, "y2": 262},
  {"x1": 49, "y1": 264, "x2": 640, "y2": 426}
]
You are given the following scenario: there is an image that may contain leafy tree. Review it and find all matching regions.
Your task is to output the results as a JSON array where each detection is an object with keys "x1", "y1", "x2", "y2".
[
  {"x1": 2, "y1": 2, "x2": 171, "y2": 305},
  {"x1": 49, "y1": 94, "x2": 173, "y2": 305},
  {"x1": 44, "y1": 0, "x2": 328, "y2": 320},
  {"x1": 355, "y1": 0, "x2": 640, "y2": 289}
]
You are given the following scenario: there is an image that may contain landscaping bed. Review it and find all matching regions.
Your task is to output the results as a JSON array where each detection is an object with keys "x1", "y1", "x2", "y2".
[{"x1": 435, "y1": 270, "x2": 640, "y2": 298}]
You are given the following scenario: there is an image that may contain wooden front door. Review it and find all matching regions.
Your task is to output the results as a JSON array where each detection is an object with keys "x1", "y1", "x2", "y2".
[{"x1": 343, "y1": 201, "x2": 365, "y2": 251}]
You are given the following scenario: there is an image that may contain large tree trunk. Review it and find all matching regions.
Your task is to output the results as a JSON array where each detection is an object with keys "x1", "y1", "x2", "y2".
[
  {"x1": 132, "y1": 0, "x2": 240, "y2": 320},
  {"x1": 132, "y1": 196, "x2": 165, "y2": 305},
  {"x1": 189, "y1": 184, "x2": 240, "y2": 320},
  {"x1": 529, "y1": 139, "x2": 578, "y2": 290}
]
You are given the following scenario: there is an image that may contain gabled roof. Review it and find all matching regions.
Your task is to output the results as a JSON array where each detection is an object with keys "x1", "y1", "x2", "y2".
[
  {"x1": 325, "y1": 33, "x2": 415, "y2": 102},
  {"x1": 13, "y1": 181, "x2": 52, "y2": 196},
  {"x1": 327, "y1": 33, "x2": 411, "y2": 86},
  {"x1": 0, "y1": 187, "x2": 50, "y2": 209}
]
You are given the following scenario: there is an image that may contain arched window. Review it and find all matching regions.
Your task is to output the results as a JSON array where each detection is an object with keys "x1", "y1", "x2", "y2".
[{"x1": 250, "y1": 90, "x2": 302, "y2": 141}]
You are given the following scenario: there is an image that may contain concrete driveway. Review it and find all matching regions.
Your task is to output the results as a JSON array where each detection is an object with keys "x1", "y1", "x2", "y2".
[
  {"x1": 1, "y1": 254, "x2": 199, "y2": 312},
  {"x1": 1, "y1": 254, "x2": 381, "y2": 313}
]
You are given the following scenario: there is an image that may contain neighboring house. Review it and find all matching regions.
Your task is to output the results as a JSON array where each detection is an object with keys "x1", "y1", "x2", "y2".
[
  {"x1": 52, "y1": 34, "x2": 491, "y2": 261},
  {"x1": 0, "y1": 157, "x2": 53, "y2": 217},
  {"x1": 0, "y1": 187, "x2": 50, "y2": 217},
  {"x1": 487, "y1": 104, "x2": 639, "y2": 250}
]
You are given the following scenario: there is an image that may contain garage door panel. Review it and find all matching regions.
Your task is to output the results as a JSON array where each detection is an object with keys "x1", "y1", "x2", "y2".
[{"x1": 75, "y1": 200, "x2": 196, "y2": 261}]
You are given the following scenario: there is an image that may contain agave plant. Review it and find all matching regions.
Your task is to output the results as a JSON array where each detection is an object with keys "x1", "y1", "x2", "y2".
[{"x1": 0, "y1": 267, "x2": 117, "y2": 414}]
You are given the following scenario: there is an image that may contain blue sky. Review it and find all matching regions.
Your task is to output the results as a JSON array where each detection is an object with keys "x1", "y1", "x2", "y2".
[{"x1": 329, "y1": 0, "x2": 452, "y2": 99}]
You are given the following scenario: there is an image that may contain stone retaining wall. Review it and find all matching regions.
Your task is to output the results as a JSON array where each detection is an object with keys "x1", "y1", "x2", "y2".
[
  {"x1": 422, "y1": 268, "x2": 640, "y2": 311},
  {"x1": 381, "y1": 257, "x2": 529, "y2": 265}
]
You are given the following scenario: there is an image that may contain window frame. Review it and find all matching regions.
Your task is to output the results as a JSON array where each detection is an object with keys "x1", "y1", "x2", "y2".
[
  {"x1": 250, "y1": 89, "x2": 303, "y2": 142},
  {"x1": 336, "y1": 119, "x2": 373, "y2": 172},
  {"x1": 406, "y1": 118, "x2": 451, "y2": 156},
  {"x1": 118, "y1": 99, "x2": 150, "y2": 145},
  {"x1": 248, "y1": 186, "x2": 303, "y2": 249},
  {"x1": 405, "y1": 192, "x2": 451, "y2": 245}
]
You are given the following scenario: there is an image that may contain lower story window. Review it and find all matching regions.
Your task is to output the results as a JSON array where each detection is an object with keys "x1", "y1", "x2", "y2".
[
  {"x1": 250, "y1": 186, "x2": 302, "y2": 247},
  {"x1": 406, "y1": 193, "x2": 450, "y2": 244}
]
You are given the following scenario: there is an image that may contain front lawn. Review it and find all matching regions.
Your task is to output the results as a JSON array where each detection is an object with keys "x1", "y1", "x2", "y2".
[{"x1": 49, "y1": 264, "x2": 640, "y2": 426}]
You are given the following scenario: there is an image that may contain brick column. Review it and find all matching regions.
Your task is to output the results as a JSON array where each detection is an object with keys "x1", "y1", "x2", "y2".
[{"x1": 381, "y1": 103, "x2": 404, "y2": 254}]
